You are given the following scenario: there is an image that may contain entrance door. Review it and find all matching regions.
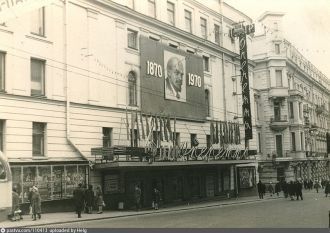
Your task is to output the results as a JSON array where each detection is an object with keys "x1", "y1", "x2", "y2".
[
  {"x1": 275, "y1": 135, "x2": 283, "y2": 157},
  {"x1": 206, "y1": 175, "x2": 215, "y2": 197}
]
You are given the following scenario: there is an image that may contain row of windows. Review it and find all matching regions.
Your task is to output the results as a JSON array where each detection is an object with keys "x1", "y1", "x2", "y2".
[
  {"x1": 127, "y1": 30, "x2": 211, "y2": 72},
  {"x1": 0, "y1": 52, "x2": 45, "y2": 96},
  {"x1": 141, "y1": 0, "x2": 222, "y2": 44},
  {"x1": 0, "y1": 121, "x2": 113, "y2": 157}
]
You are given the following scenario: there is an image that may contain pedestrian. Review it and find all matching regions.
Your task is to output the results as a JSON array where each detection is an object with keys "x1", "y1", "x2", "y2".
[
  {"x1": 308, "y1": 179, "x2": 313, "y2": 190},
  {"x1": 257, "y1": 180, "x2": 264, "y2": 199},
  {"x1": 73, "y1": 183, "x2": 85, "y2": 218},
  {"x1": 288, "y1": 181, "x2": 295, "y2": 200},
  {"x1": 134, "y1": 184, "x2": 142, "y2": 211},
  {"x1": 11, "y1": 187, "x2": 22, "y2": 221},
  {"x1": 314, "y1": 180, "x2": 321, "y2": 193},
  {"x1": 267, "y1": 182, "x2": 274, "y2": 197},
  {"x1": 31, "y1": 186, "x2": 41, "y2": 221},
  {"x1": 152, "y1": 188, "x2": 161, "y2": 210},
  {"x1": 325, "y1": 180, "x2": 330, "y2": 197},
  {"x1": 85, "y1": 185, "x2": 94, "y2": 214},
  {"x1": 28, "y1": 187, "x2": 33, "y2": 219},
  {"x1": 295, "y1": 180, "x2": 303, "y2": 200},
  {"x1": 281, "y1": 180, "x2": 288, "y2": 198},
  {"x1": 275, "y1": 182, "x2": 281, "y2": 197},
  {"x1": 95, "y1": 186, "x2": 104, "y2": 214}
]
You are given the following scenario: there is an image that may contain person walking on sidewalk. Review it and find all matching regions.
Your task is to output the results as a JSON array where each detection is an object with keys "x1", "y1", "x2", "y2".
[
  {"x1": 281, "y1": 180, "x2": 288, "y2": 198},
  {"x1": 96, "y1": 186, "x2": 104, "y2": 214},
  {"x1": 73, "y1": 183, "x2": 85, "y2": 218},
  {"x1": 275, "y1": 182, "x2": 281, "y2": 197},
  {"x1": 257, "y1": 180, "x2": 264, "y2": 199},
  {"x1": 295, "y1": 180, "x2": 303, "y2": 200},
  {"x1": 314, "y1": 179, "x2": 321, "y2": 193},
  {"x1": 288, "y1": 181, "x2": 295, "y2": 200},
  {"x1": 85, "y1": 185, "x2": 94, "y2": 214},
  {"x1": 325, "y1": 180, "x2": 330, "y2": 197},
  {"x1": 31, "y1": 186, "x2": 41, "y2": 221},
  {"x1": 267, "y1": 182, "x2": 274, "y2": 197},
  {"x1": 152, "y1": 188, "x2": 161, "y2": 210},
  {"x1": 134, "y1": 185, "x2": 142, "y2": 211}
]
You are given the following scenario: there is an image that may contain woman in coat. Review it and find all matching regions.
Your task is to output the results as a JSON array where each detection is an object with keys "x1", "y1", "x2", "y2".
[
  {"x1": 95, "y1": 186, "x2": 104, "y2": 214},
  {"x1": 31, "y1": 186, "x2": 41, "y2": 220},
  {"x1": 73, "y1": 183, "x2": 85, "y2": 218}
]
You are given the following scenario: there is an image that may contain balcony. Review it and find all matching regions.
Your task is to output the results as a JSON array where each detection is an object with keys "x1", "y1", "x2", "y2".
[
  {"x1": 269, "y1": 87, "x2": 289, "y2": 100},
  {"x1": 270, "y1": 115, "x2": 289, "y2": 131},
  {"x1": 288, "y1": 89, "x2": 304, "y2": 99}
]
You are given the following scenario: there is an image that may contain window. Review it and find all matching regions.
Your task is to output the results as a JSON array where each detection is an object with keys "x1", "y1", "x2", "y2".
[
  {"x1": 127, "y1": 29, "x2": 138, "y2": 50},
  {"x1": 0, "y1": 120, "x2": 3, "y2": 152},
  {"x1": 203, "y1": 56, "x2": 209, "y2": 72},
  {"x1": 184, "y1": 10, "x2": 192, "y2": 33},
  {"x1": 274, "y1": 102, "x2": 281, "y2": 120},
  {"x1": 200, "y1": 17, "x2": 207, "y2": 39},
  {"x1": 291, "y1": 132, "x2": 296, "y2": 151},
  {"x1": 33, "y1": 122, "x2": 45, "y2": 156},
  {"x1": 300, "y1": 132, "x2": 304, "y2": 151},
  {"x1": 152, "y1": 131, "x2": 160, "y2": 147},
  {"x1": 131, "y1": 129, "x2": 138, "y2": 147},
  {"x1": 31, "y1": 7, "x2": 45, "y2": 36},
  {"x1": 190, "y1": 134, "x2": 199, "y2": 147},
  {"x1": 103, "y1": 127, "x2": 112, "y2": 148},
  {"x1": 0, "y1": 52, "x2": 5, "y2": 91},
  {"x1": 275, "y1": 44, "x2": 280, "y2": 54},
  {"x1": 31, "y1": 58, "x2": 45, "y2": 96},
  {"x1": 258, "y1": 132, "x2": 262, "y2": 153},
  {"x1": 205, "y1": 89, "x2": 210, "y2": 116},
  {"x1": 214, "y1": 24, "x2": 220, "y2": 45},
  {"x1": 275, "y1": 70, "x2": 282, "y2": 87},
  {"x1": 289, "y1": 102, "x2": 294, "y2": 119},
  {"x1": 148, "y1": 0, "x2": 156, "y2": 18},
  {"x1": 128, "y1": 71, "x2": 137, "y2": 106},
  {"x1": 167, "y1": 2, "x2": 175, "y2": 26}
]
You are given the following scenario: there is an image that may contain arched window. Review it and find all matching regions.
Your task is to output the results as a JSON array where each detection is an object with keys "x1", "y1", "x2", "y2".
[
  {"x1": 205, "y1": 89, "x2": 210, "y2": 117},
  {"x1": 128, "y1": 71, "x2": 137, "y2": 106}
]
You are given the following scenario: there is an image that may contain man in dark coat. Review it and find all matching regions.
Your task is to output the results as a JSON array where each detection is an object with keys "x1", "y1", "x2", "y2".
[
  {"x1": 257, "y1": 180, "x2": 264, "y2": 199},
  {"x1": 288, "y1": 181, "x2": 295, "y2": 200},
  {"x1": 85, "y1": 185, "x2": 94, "y2": 214},
  {"x1": 73, "y1": 183, "x2": 85, "y2": 218},
  {"x1": 325, "y1": 180, "x2": 330, "y2": 197},
  {"x1": 281, "y1": 180, "x2": 288, "y2": 198},
  {"x1": 295, "y1": 180, "x2": 303, "y2": 200}
]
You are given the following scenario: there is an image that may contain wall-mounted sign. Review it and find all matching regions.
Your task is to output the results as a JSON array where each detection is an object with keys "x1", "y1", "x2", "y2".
[
  {"x1": 104, "y1": 174, "x2": 119, "y2": 193},
  {"x1": 239, "y1": 34, "x2": 253, "y2": 140},
  {"x1": 140, "y1": 36, "x2": 206, "y2": 121}
]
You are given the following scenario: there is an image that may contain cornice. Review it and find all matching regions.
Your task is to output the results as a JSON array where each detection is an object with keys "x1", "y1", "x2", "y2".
[{"x1": 86, "y1": 0, "x2": 241, "y2": 60}]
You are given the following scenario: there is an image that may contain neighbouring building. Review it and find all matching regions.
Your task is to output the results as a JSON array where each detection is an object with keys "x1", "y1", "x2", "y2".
[
  {"x1": 0, "y1": 0, "x2": 260, "y2": 215},
  {"x1": 252, "y1": 12, "x2": 330, "y2": 183}
]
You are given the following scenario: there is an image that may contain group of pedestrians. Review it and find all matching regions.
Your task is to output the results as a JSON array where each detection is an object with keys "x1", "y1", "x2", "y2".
[
  {"x1": 73, "y1": 183, "x2": 104, "y2": 218},
  {"x1": 258, "y1": 178, "x2": 330, "y2": 201}
]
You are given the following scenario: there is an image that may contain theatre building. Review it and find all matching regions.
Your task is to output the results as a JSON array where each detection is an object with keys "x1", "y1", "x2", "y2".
[
  {"x1": 252, "y1": 12, "x2": 330, "y2": 183},
  {"x1": 0, "y1": 0, "x2": 258, "y2": 213}
]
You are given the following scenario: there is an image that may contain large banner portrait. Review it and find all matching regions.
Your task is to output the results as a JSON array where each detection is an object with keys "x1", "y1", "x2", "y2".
[
  {"x1": 164, "y1": 51, "x2": 186, "y2": 102},
  {"x1": 140, "y1": 36, "x2": 206, "y2": 121}
]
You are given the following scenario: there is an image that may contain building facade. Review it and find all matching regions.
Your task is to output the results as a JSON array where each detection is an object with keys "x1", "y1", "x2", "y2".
[
  {"x1": 0, "y1": 0, "x2": 259, "y2": 215},
  {"x1": 252, "y1": 12, "x2": 330, "y2": 183}
]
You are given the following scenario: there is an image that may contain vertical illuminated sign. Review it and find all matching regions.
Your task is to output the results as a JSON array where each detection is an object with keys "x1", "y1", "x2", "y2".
[{"x1": 239, "y1": 33, "x2": 252, "y2": 140}]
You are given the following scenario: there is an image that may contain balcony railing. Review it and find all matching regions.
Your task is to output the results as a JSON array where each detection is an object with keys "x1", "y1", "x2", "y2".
[{"x1": 270, "y1": 115, "x2": 288, "y2": 123}]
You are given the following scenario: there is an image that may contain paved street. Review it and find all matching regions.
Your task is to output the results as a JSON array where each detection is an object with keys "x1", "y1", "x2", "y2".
[{"x1": 48, "y1": 191, "x2": 329, "y2": 228}]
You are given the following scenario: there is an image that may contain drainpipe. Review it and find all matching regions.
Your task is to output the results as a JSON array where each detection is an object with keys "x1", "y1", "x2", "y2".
[{"x1": 64, "y1": 0, "x2": 89, "y2": 162}]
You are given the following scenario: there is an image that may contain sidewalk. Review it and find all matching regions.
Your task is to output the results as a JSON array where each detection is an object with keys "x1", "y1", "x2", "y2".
[{"x1": 1, "y1": 194, "x2": 283, "y2": 228}]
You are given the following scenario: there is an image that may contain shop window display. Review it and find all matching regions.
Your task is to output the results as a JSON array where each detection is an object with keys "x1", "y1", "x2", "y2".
[{"x1": 11, "y1": 165, "x2": 87, "y2": 203}]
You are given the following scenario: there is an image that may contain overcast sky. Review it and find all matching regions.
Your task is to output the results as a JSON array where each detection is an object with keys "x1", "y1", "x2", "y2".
[{"x1": 224, "y1": 0, "x2": 330, "y2": 79}]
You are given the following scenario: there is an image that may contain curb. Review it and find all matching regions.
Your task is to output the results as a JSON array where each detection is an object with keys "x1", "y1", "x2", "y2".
[{"x1": 10, "y1": 196, "x2": 282, "y2": 228}]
